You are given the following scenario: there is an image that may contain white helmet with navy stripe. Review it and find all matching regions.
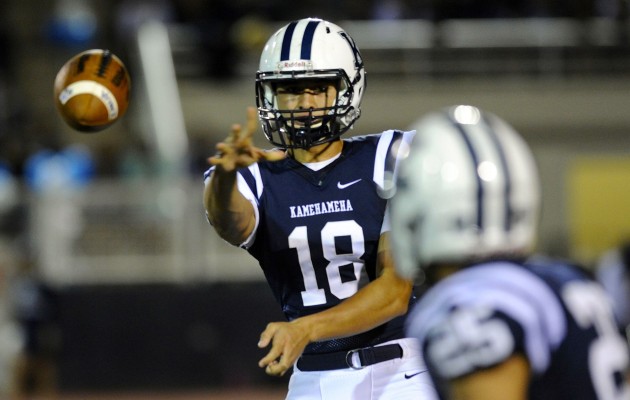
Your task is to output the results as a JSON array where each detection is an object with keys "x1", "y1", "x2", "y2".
[
  {"x1": 391, "y1": 105, "x2": 540, "y2": 280},
  {"x1": 256, "y1": 18, "x2": 365, "y2": 149}
]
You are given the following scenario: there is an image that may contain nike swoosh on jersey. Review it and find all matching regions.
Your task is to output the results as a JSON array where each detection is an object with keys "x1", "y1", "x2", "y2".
[
  {"x1": 337, "y1": 179, "x2": 362, "y2": 189},
  {"x1": 404, "y1": 370, "x2": 427, "y2": 379}
]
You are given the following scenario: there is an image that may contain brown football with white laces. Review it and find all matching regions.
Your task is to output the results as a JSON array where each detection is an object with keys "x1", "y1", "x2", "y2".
[{"x1": 54, "y1": 49, "x2": 131, "y2": 132}]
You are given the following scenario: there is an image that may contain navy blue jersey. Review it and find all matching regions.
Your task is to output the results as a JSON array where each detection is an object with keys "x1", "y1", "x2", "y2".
[
  {"x1": 204, "y1": 130, "x2": 415, "y2": 355},
  {"x1": 407, "y1": 257, "x2": 630, "y2": 400}
]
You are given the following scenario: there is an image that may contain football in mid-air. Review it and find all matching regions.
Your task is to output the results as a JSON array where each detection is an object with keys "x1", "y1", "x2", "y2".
[{"x1": 54, "y1": 49, "x2": 131, "y2": 132}]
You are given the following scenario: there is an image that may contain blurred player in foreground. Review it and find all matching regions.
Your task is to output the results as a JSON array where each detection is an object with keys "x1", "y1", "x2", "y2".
[
  {"x1": 596, "y1": 240, "x2": 630, "y2": 337},
  {"x1": 203, "y1": 18, "x2": 436, "y2": 399},
  {"x1": 390, "y1": 105, "x2": 630, "y2": 400}
]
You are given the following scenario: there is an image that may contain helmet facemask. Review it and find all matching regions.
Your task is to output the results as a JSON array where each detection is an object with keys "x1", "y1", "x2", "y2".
[{"x1": 256, "y1": 71, "x2": 356, "y2": 149}]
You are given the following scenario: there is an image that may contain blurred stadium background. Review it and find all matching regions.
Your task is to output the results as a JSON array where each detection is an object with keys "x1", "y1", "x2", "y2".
[{"x1": 0, "y1": 0, "x2": 629, "y2": 398}]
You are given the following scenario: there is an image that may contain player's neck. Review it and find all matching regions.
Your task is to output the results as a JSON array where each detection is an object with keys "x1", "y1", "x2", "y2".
[{"x1": 292, "y1": 140, "x2": 343, "y2": 164}]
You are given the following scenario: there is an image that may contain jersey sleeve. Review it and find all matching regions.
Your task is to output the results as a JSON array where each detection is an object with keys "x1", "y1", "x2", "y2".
[
  {"x1": 236, "y1": 164, "x2": 263, "y2": 249},
  {"x1": 202, "y1": 164, "x2": 262, "y2": 249},
  {"x1": 374, "y1": 129, "x2": 415, "y2": 233}
]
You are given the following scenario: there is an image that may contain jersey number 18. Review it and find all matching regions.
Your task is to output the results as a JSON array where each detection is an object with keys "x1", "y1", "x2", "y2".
[{"x1": 289, "y1": 220, "x2": 367, "y2": 306}]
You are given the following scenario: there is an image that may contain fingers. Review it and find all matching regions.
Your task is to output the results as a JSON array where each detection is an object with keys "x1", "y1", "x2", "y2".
[
  {"x1": 230, "y1": 107, "x2": 256, "y2": 145},
  {"x1": 263, "y1": 148, "x2": 287, "y2": 161},
  {"x1": 257, "y1": 325, "x2": 283, "y2": 375},
  {"x1": 245, "y1": 106, "x2": 259, "y2": 138},
  {"x1": 257, "y1": 323, "x2": 295, "y2": 377},
  {"x1": 258, "y1": 348, "x2": 283, "y2": 371},
  {"x1": 265, "y1": 360, "x2": 289, "y2": 376},
  {"x1": 255, "y1": 148, "x2": 286, "y2": 162},
  {"x1": 264, "y1": 360, "x2": 280, "y2": 375},
  {"x1": 258, "y1": 325, "x2": 274, "y2": 349},
  {"x1": 260, "y1": 351, "x2": 292, "y2": 377},
  {"x1": 207, "y1": 107, "x2": 285, "y2": 171}
]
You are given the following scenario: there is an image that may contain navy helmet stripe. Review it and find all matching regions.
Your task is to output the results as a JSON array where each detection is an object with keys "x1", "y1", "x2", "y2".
[
  {"x1": 483, "y1": 115, "x2": 513, "y2": 231},
  {"x1": 280, "y1": 21, "x2": 298, "y2": 61},
  {"x1": 447, "y1": 114, "x2": 484, "y2": 231},
  {"x1": 301, "y1": 20, "x2": 321, "y2": 60}
]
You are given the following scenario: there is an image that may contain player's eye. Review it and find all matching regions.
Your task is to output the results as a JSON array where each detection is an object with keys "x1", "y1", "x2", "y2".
[
  {"x1": 276, "y1": 86, "x2": 329, "y2": 96},
  {"x1": 276, "y1": 87, "x2": 301, "y2": 95}
]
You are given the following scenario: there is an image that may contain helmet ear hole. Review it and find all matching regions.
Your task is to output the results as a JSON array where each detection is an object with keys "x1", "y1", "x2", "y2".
[{"x1": 255, "y1": 18, "x2": 366, "y2": 149}]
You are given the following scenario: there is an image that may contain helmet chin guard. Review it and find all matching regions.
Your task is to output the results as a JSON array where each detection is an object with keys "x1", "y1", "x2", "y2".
[
  {"x1": 256, "y1": 18, "x2": 365, "y2": 149},
  {"x1": 268, "y1": 105, "x2": 341, "y2": 149}
]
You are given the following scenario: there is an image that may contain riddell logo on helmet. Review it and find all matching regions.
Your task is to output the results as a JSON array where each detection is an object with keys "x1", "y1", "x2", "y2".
[{"x1": 277, "y1": 60, "x2": 313, "y2": 70}]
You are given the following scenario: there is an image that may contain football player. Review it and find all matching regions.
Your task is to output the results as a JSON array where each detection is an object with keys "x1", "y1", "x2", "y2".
[
  {"x1": 391, "y1": 105, "x2": 630, "y2": 399},
  {"x1": 204, "y1": 18, "x2": 437, "y2": 400}
]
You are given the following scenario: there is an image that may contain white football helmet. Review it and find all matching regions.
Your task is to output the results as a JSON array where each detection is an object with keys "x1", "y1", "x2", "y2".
[
  {"x1": 255, "y1": 18, "x2": 366, "y2": 149},
  {"x1": 391, "y1": 105, "x2": 541, "y2": 280}
]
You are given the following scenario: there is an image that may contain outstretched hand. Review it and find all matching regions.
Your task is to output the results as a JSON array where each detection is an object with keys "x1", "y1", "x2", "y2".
[
  {"x1": 257, "y1": 320, "x2": 310, "y2": 377},
  {"x1": 208, "y1": 107, "x2": 285, "y2": 172}
]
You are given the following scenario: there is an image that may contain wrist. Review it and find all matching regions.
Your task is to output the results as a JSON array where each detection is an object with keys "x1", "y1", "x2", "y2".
[{"x1": 291, "y1": 317, "x2": 316, "y2": 344}]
